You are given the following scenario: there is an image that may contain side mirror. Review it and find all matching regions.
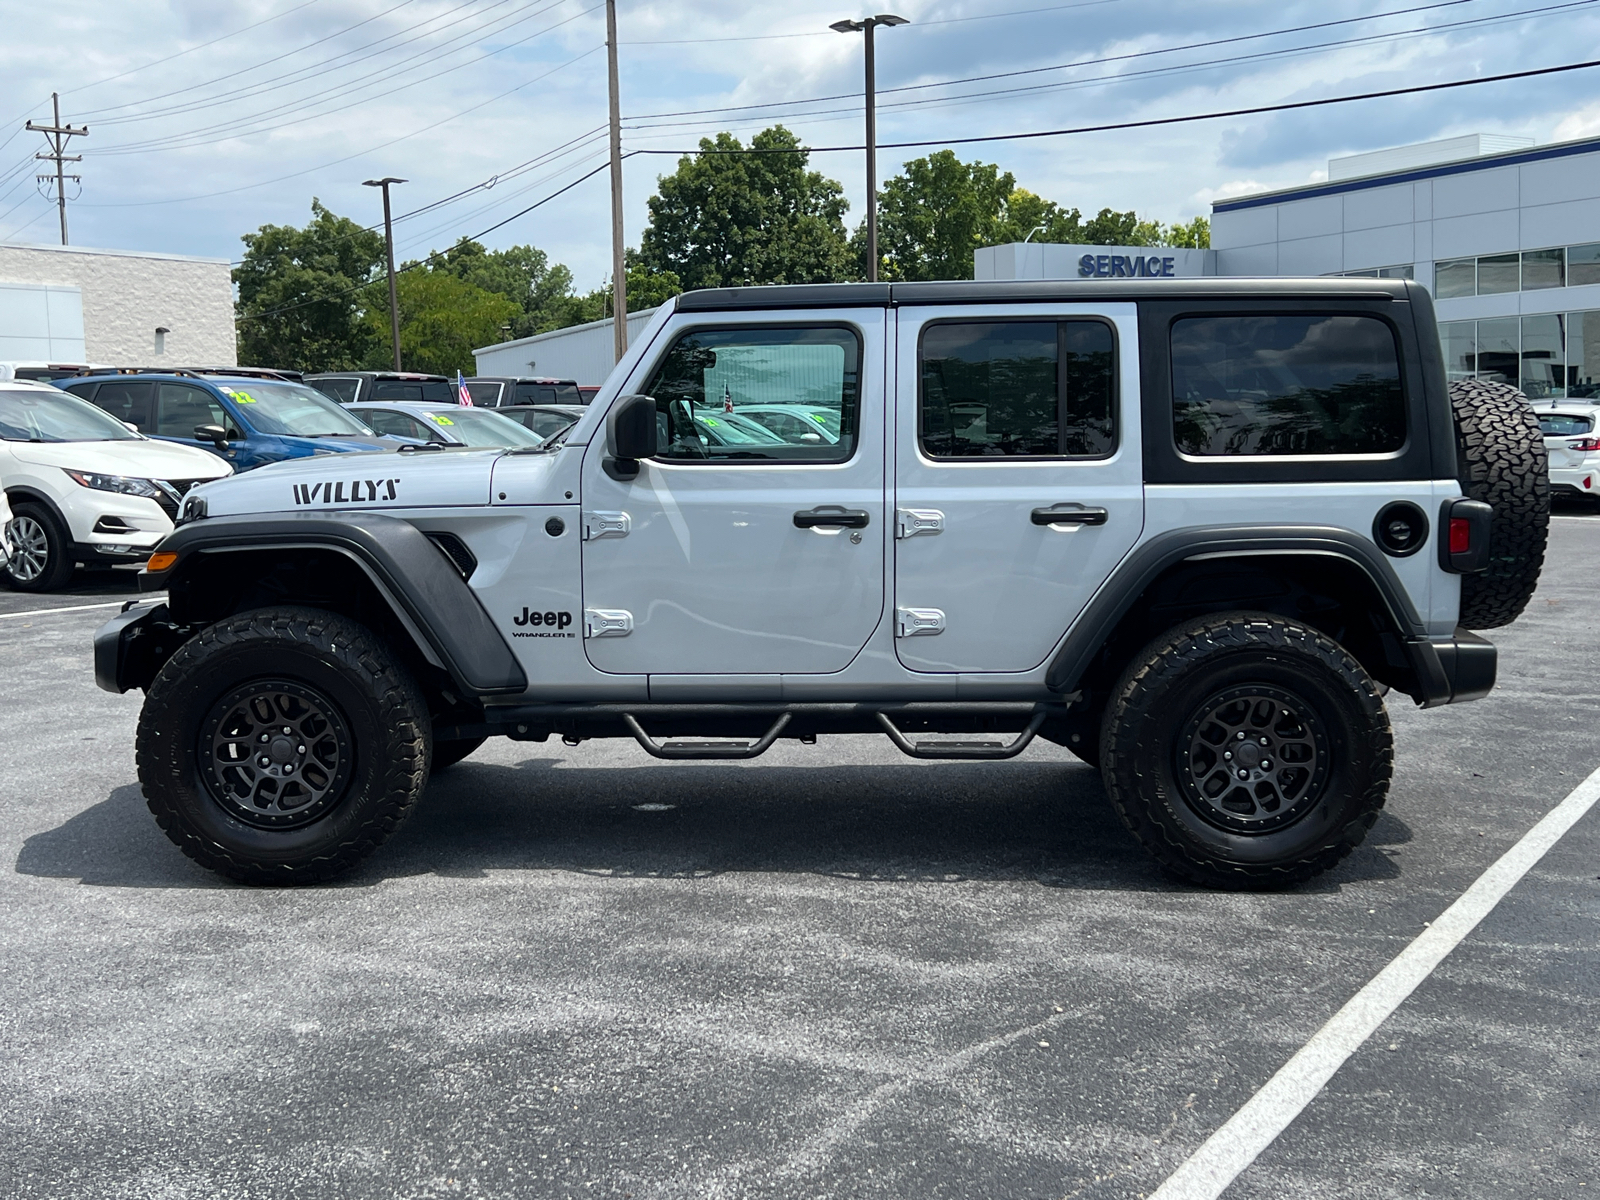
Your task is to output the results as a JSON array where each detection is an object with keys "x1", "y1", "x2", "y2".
[
  {"x1": 194, "y1": 423, "x2": 229, "y2": 449},
  {"x1": 605, "y1": 394, "x2": 658, "y2": 479}
]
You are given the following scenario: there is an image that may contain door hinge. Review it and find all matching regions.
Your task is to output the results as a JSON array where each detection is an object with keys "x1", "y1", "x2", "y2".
[
  {"x1": 584, "y1": 608, "x2": 634, "y2": 638},
  {"x1": 583, "y1": 511, "x2": 630, "y2": 540},
  {"x1": 895, "y1": 607, "x2": 946, "y2": 637},
  {"x1": 895, "y1": 508, "x2": 944, "y2": 539}
]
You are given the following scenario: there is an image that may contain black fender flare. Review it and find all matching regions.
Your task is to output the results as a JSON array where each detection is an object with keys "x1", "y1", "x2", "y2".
[
  {"x1": 124, "y1": 512, "x2": 526, "y2": 697},
  {"x1": 1044, "y1": 524, "x2": 1474, "y2": 707}
]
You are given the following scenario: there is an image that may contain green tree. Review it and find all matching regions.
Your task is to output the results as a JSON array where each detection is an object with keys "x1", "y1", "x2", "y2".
[
  {"x1": 362, "y1": 269, "x2": 519, "y2": 376},
  {"x1": 1162, "y1": 216, "x2": 1211, "y2": 248},
  {"x1": 233, "y1": 200, "x2": 384, "y2": 370},
  {"x1": 863, "y1": 150, "x2": 1017, "y2": 281},
  {"x1": 431, "y1": 239, "x2": 591, "y2": 337},
  {"x1": 638, "y1": 126, "x2": 854, "y2": 289}
]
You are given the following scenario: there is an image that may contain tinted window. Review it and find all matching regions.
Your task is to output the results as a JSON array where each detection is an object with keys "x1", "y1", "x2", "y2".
[
  {"x1": 1434, "y1": 258, "x2": 1475, "y2": 299},
  {"x1": 372, "y1": 380, "x2": 454, "y2": 402},
  {"x1": 1569, "y1": 243, "x2": 1600, "y2": 288},
  {"x1": 156, "y1": 383, "x2": 227, "y2": 438},
  {"x1": 919, "y1": 320, "x2": 1115, "y2": 458},
  {"x1": 364, "y1": 410, "x2": 439, "y2": 441},
  {"x1": 89, "y1": 380, "x2": 154, "y2": 430},
  {"x1": 1539, "y1": 413, "x2": 1593, "y2": 436},
  {"x1": 465, "y1": 381, "x2": 503, "y2": 406},
  {"x1": 308, "y1": 377, "x2": 360, "y2": 403},
  {"x1": 1522, "y1": 248, "x2": 1564, "y2": 291},
  {"x1": 1171, "y1": 315, "x2": 1405, "y2": 457},
  {"x1": 1477, "y1": 253, "x2": 1519, "y2": 295},
  {"x1": 643, "y1": 326, "x2": 860, "y2": 463}
]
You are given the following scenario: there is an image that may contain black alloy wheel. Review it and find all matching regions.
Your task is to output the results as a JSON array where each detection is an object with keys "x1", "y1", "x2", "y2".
[
  {"x1": 138, "y1": 606, "x2": 430, "y2": 884},
  {"x1": 1099, "y1": 611, "x2": 1392, "y2": 889},
  {"x1": 201, "y1": 680, "x2": 353, "y2": 829}
]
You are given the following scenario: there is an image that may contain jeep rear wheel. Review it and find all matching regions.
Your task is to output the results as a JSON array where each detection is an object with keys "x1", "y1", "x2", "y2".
[
  {"x1": 1099, "y1": 612, "x2": 1392, "y2": 889},
  {"x1": 1449, "y1": 378, "x2": 1549, "y2": 628},
  {"x1": 137, "y1": 606, "x2": 429, "y2": 885}
]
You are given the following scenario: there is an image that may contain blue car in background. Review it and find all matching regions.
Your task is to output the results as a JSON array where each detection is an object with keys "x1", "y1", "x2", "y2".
[{"x1": 53, "y1": 373, "x2": 404, "y2": 471}]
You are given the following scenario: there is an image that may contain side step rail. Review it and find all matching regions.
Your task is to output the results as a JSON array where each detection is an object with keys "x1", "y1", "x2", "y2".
[
  {"x1": 875, "y1": 707, "x2": 1049, "y2": 760},
  {"x1": 622, "y1": 712, "x2": 792, "y2": 760}
]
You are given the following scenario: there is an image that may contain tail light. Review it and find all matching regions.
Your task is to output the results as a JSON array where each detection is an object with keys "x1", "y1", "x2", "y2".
[
  {"x1": 1440, "y1": 499, "x2": 1492, "y2": 574},
  {"x1": 1569, "y1": 437, "x2": 1600, "y2": 451}
]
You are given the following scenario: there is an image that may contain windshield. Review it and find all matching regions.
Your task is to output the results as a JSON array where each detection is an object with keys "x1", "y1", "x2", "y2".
[
  {"x1": 415, "y1": 408, "x2": 544, "y2": 448},
  {"x1": 217, "y1": 383, "x2": 375, "y2": 437},
  {"x1": 0, "y1": 388, "x2": 139, "y2": 442},
  {"x1": 1539, "y1": 413, "x2": 1594, "y2": 436},
  {"x1": 694, "y1": 412, "x2": 789, "y2": 445}
]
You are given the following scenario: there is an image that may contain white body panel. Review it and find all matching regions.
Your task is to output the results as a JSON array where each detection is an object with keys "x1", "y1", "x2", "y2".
[
  {"x1": 891, "y1": 302, "x2": 1145, "y2": 673},
  {"x1": 193, "y1": 447, "x2": 498, "y2": 516}
]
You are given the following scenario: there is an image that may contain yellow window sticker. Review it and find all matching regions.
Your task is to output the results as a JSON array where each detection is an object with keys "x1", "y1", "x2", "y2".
[
  {"x1": 430, "y1": 414, "x2": 455, "y2": 425},
  {"x1": 704, "y1": 418, "x2": 720, "y2": 426},
  {"x1": 811, "y1": 413, "x2": 827, "y2": 423},
  {"x1": 233, "y1": 391, "x2": 257, "y2": 403}
]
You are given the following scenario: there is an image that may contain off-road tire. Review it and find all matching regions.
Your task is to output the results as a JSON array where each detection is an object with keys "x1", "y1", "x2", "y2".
[
  {"x1": 1449, "y1": 379, "x2": 1549, "y2": 628},
  {"x1": 5, "y1": 502, "x2": 75, "y2": 592},
  {"x1": 1099, "y1": 612, "x2": 1392, "y2": 890},
  {"x1": 431, "y1": 735, "x2": 487, "y2": 771},
  {"x1": 137, "y1": 606, "x2": 429, "y2": 885}
]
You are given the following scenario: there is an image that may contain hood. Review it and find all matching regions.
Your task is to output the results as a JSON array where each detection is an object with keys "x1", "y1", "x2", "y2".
[
  {"x1": 9, "y1": 437, "x2": 233, "y2": 481},
  {"x1": 193, "y1": 447, "x2": 504, "y2": 516}
]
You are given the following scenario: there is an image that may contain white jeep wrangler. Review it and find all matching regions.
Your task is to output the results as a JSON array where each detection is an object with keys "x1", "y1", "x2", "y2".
[{"x1": 99, "y1": 279, "x2": 1548, "y2": 888}]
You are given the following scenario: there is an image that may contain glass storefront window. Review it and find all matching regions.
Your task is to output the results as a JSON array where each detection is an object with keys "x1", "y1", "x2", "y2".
[
  {"x1": 1378, "y1": 265, "x2": 1414, "y2": 280},
  {"x1": 1476, "y1": 254, "x2": 1520, "y2": 295},
  {"x1": 1522, "y1": 248, "x2": 1565, "y2": 291},
  {"x1": 1435, "y1": 258, "x2": 1476, "y2": 298},
  {"x1": 1519, "y1": 314, "x2": 1565, "y2": 399},
  {"x1": 1570, "y1": 311, "x2": 1600, "y2": 399},
  {"x1": 1569, "y1": 243, "x2": 1600, "y2": 288},
  {"x1": 1439, "y1": 321, "x2": 1477, "y2": 382},
  {"x1": 1475, "y1": 318, "x2": 1520, "y2": 384}
]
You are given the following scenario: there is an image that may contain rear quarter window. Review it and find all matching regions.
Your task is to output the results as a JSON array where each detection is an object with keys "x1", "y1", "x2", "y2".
[{"x1": 1171, "y1": 314, "x2": 1406, "y2": 457}]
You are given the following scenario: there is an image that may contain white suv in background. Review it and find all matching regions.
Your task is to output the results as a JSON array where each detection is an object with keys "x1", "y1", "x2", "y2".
[
  {"x1": 1536, "y1": 408, "x2": 1600, "y2": 505},
  {"x1": 1, "y1": 381, "x2": 232, "y2": 592}
]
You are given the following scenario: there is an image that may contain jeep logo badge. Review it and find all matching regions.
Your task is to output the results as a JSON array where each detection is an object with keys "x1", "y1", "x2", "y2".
[{"x1": 511, "y1": 608, "x2": 575, "y2": 639}]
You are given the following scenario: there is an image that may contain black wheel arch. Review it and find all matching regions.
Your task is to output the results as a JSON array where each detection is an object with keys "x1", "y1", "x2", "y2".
[
  {"x1": 1047, "y1": 526, "x2": 1448, "y2": 722},
  {"x1": 108, "y1": 513, "x2": 525, "y2": 708}
]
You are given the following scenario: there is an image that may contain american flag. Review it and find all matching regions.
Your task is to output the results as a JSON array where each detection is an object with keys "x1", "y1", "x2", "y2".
[{"x1": 457, "y1": 371, "x2": 473, "y2": 406}]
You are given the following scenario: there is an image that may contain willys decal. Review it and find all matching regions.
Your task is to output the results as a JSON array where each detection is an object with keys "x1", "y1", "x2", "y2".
[{"x1": 292, "y1": 479, "x2": 399, "y2": 505}]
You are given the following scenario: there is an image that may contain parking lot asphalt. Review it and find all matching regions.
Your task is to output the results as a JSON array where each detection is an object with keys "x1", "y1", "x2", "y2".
[{"x1": 1, "y1": 520, "x2": 1596, "y2": 1199}]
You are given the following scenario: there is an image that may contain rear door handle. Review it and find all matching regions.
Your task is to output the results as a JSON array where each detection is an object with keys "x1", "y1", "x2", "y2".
[
  {"x1": 1031, "y1": 504, "x2": 1109, "y2": 527},
  {"x1": 794, "y1": 506, "x2": 870, "y2": 529}
]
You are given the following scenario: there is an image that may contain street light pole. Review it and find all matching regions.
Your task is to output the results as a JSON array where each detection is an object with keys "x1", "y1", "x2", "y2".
[
  {"x1": 830, "y1": 14, "x2": 906, "y2": 283},
  {"x1": 605, "y1": 0, "x2": 628, "y2": 363},
  {"x1": 363, "y1": 177, "x2": 407, "y2": 371}
]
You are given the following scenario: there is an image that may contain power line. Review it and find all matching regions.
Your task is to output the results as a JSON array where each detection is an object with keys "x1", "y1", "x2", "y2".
[
  {"x1": 93, "y1": 0, "x2": 596, "y2": 159},
  {"x1": 621, "y1": 55, "x2": 1600, "y2": 157},
  {"x1": 236, "y1": 158, "x2": 614, "y2": 325},
  {"x1": 619, "y1": 0, "x2": 1596, "y2": 137},
  {"x1": 619, "y1": 0, "x2": 1124, "y2": 44},
  {"x1": 623, "y1": 0, "x2": 1485, "y2": 121}
]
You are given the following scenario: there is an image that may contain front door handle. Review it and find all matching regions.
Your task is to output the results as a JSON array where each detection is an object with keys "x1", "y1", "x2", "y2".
[
  {"x1": 1031, "y1": 503, "x2": 1109, "y2": 527},
  {"x1": 794, "y1": 506, "x2": 870, "y2": 529}
]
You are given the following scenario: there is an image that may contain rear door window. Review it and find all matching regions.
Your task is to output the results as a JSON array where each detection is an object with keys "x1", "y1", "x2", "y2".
[
  {"x1": 90, "y1": 381, "x2": 155, "y2": 431},
  {"x1": 309, "y1": 377, "x2": 360, "y2": 403},
  {"x1": 155, "y1": 383, "x2": 228, "y2": 438},
  {"x1": 1170, "y1": 314, "x2": 1406, "y2": 457},
  {"x1": 919, "y1": 320, "x2": 1116, "y2": 458}
]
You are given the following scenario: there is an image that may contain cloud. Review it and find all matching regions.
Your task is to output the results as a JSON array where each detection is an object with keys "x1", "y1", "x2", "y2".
[{"x1": 1, "y1": 0, "x2": 1597, "y2": 283}]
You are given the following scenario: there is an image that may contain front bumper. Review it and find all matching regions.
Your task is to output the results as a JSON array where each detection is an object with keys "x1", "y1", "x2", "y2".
[
  {"x1": 94, "y1": 601, "x2": 192, "y2": 693},
  {"x1": 1405, "y1": 627, "x2": 1497, "y2": 708}
]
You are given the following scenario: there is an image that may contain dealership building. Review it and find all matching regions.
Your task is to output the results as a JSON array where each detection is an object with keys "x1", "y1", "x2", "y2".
[{"x1": 979, "y1": 132, "x2": 1600, "y2": 401}]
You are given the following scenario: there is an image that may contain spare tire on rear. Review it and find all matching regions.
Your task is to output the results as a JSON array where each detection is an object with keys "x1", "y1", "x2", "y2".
[{"x1": 1448, "y1": 378, "x2": 1549, "y2": 629}]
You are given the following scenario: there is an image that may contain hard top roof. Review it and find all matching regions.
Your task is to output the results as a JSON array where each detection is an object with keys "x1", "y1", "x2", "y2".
[
  {"x1": 674, "y1": 277, "x2": 1415, "y2": 311},
  {"x1": 305, "y1": 370, "x2": 449, "y2": 381}
]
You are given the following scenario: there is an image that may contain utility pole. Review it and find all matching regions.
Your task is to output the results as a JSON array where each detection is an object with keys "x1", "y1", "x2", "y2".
[
  {"x1": 830, "y1": 15, "x2": 906, "y2": 282},
  {"x1": 363, "y1": 177, "x2": 407, "y2": 371},
  {"x1": 605, "y1": 0, "x2": 628, "y2": 362},
  {"x1": 27, "y1": 94, "x2": 88, "y2": 247}
]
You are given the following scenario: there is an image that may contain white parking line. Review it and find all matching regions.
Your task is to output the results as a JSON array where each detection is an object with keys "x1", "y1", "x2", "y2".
[
  {"x1": 0, "y1": 597, "x2": 160, "y2": 621},
  {"x1": 1150, "y1": 763, "x2": 1600, "y2": 1200}
]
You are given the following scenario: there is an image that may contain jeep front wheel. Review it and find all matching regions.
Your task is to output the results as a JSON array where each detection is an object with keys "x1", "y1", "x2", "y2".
[
  {"x1": 137, "y1": 606, "x2": 430, "y2": 884},
  {"x1": 1099, "y1": 612, "x2": 1392, "y2": 889}
]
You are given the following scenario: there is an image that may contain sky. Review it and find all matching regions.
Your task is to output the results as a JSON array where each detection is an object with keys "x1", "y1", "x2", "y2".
[{"x1": 1, "y1": 0, "x2": 1599, "y2": 289}]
